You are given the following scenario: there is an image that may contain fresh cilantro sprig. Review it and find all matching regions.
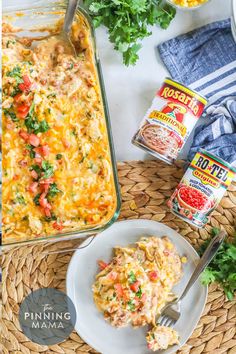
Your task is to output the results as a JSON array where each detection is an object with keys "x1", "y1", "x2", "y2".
[
  {"x1": 6, "y1": 65, "x2": 24, "y2": 84},
  {"x1": 47, "y1": 183, "x2": 62, "y2": 199},
  {"x1": 84, "y1": 0, "x2": 176, "y2": 65},
  {"x1": 199, "y1": 228, "x2": 236, "y2": 300},
  {"x1": 25, "y1": 103, "x2": 50, "y2": 134},
  {"x1": 3, "y1": 109, "x2": 19, "y2": 122},
  {"x1": 128, "y1": 271, "x2": 137, "y2": 284}
]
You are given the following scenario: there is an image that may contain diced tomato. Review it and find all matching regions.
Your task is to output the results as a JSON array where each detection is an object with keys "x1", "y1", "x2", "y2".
[
  {"x1": 148, "y1": 271, "x2": 159, "y2": 282},
  {"x1": 35, "y1": 145, "x2": 50, "y2": 157},
  {"x1": 114, "y1": 283, "x2": 125, "y2": 299},
  {"x1": 41, "y1": 183, "x2": 50, "y2": 193},
  {"x1": 23, "y1": 75, "x2": 31, "y2": 87},
  {"x1": 39, "y1": 193, "x2": 47, "y2": 208},
  {"x1": 18, "y1": 111, "x2": 29, "y2": 119},
  {"x1": 29, "y1": 134, "x2": 40, "y2": 147},
  {"x1": 39, "y1": 178, "x2": 54, "y2": 185},
  {"x1": 108, "y1": 271, "x2": 118, "y2": 281},
  {"x1": 40, "y1": 79, "x2": 47, "y2": 85},
  {"x1": 17, "y1": 104, "x2": 30, "y2": 114},
  {"x1": 14, "y1": 93, "x2": 23, "y2": 103},
  {"x1": 29, "y1": 182, "x2": 38, "y2": 194},
  {"x1": 130, "y1": 281, "x2": 140, "y2": 293},
  {"x1": 97, "y1": 260, "x2": 109, "y2": 270},
  {"x1": 19, "y1": 130, "x2": 29, "y2": 142},
  {"x1": 52, "y1": 221, "x2": 64, "y2": 231},
  {"x1": 31, "y1": 170, "x2": 38, "y2": 180},
  {"x1": 17, "y1": 104, "x2": 30, "y2": 119},
  {"x1": 34, "y1": 157, "x2": 42, "y2": 165},
  {"x1": 62, "y1": 139, "x2": 70, "y2": 148},
  {"x1": 41, "y1": 145, "x2": 50, "y2": 157},
  {"x1": 141, "y1": 293, "x2": 147, "y2": 302},
  {"x1": 19, "y1": 75, "x2": 32, "y2": 92},
  {"x1": 13, "y1": 174, "x2": 19, "y2": 180},
  {"x1": 44, "y1": 207, "x2": 51, "y2": 218},
  {"x1": 6, "y1": 122, "x2": 14, "y2": 130},
  {"x1": 164, "y1": 250, "x2": 170, "y2": 256},
  {"x1": 18, "y1": 159, "x2": 28, "y2": 167}
]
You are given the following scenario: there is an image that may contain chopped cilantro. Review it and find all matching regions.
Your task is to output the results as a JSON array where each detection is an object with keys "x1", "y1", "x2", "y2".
[
  {"x1": 44, "y1": 213, "x2": 57, "y2": 222},
  {"x1": 47, "y1": 183, "x2": 62, "y2": 199},
  {"x1": 15, "y1": 194, "x2": 26, "y2": 205},
  {"x1": 136, "y1": 287, "x2": 142, "y2": 298},
  {"x1": 30, "y1": 165, "x2": 41, "y2": 178},
  {"x1": 41, "y1": 161, "x2": 54, "y2": 179},
  {"x1": 127, "y1": 300, "x2": 136, "y2": 312},
  {"x1": 26, "y1": 144, "x2": 36, "y2": 159},
  {"x1": 25, "y1": 116, "x2": 50, "y2": 134},
  {"x1": 3, "y1": 109, "x2": 19, "y2": 122},
  {"x1": 6, "y1": 39, "x2": 16, "y2": 48},
  {"x1": 128, "y1": 271, "x2": 136, "y2": 284},
  {"x1": 6, "y1": 65, "x2": 24, "y2": 84},
  {"x1": 33, "y1": 193, "x2": 41, "y2": 206},
  {"x1": 10, "y1": 86, "x2": 21, "y2": 97},
  {"x1": 56, "y1": 154, "x2": 63, "y2": 160},
  {"x1": 47, "y1": 93, "x2": 56, "y2": 98}
]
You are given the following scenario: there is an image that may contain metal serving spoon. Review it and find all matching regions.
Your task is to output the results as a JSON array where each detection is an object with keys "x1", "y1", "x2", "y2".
[
  {"x1": 59, "y1": 0, "x2": 79, "y2": 57},
  {"x1": 157, "y1": 230, "x2": 226, "y2": 328},
  {"x1": 26, "y1": 0, "x2": 79, "y2": 55}
]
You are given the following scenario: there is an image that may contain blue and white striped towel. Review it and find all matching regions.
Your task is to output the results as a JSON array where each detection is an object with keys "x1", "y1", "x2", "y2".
[{"x1": 158, "y1": 19, "x2": 236, "y2": 166}]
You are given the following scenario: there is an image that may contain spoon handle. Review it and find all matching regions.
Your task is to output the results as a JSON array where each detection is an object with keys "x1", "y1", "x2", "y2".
[
  {"x1": 63, "y1": 0, "x2": 78, "y2": 34},
  {"x1": 178, "y1": 230, "x2": 226, "y2": 301}
]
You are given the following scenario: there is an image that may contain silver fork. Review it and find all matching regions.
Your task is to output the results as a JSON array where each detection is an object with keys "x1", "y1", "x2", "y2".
[{"x1": 158, "y1": 230, "x2": 226, "y2": 328}]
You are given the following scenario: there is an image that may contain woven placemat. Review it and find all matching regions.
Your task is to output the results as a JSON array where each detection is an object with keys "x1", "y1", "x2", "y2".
[{"x1": 1, "y1": 160, "x2": 236, "y2": 354}]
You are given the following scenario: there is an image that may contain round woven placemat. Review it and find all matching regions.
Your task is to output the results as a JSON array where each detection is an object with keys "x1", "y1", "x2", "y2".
[{"x1": 1, "y1": 160, "x2": 236, "y2": 354}]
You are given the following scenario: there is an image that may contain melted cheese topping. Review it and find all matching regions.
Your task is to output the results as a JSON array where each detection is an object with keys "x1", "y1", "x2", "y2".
[
  {"x1": 2, "y1": 15, "x2": 117, "y2": 244},
  {"x1": 93, "y1": 236, "x2": 182, "y2": 329}
]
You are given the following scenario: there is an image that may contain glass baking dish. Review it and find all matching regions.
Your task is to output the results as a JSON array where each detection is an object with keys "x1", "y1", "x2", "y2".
[{"x1": 2, "y1": 2, "x2": 121, "y2": 247}]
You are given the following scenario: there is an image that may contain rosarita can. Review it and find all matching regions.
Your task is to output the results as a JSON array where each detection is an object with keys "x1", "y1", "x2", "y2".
[
  {"x1": 168, "y1": 150, "x2": 236, "y2": 228},
  {"x1": 132, "y1": 78, "x2": 207, "y2": 164}
]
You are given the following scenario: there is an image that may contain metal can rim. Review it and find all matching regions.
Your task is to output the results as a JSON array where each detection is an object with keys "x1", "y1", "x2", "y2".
[{"x1": 164, "y1": 77, "x2": 208, "y2": 106}]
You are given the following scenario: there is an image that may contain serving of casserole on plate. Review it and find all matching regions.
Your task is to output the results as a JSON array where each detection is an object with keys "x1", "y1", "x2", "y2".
[
  {"x1": 66, "y1": 220, "x2": 207, "y2": 354},
  {"x1": 2, "y1": 7, "x2": 120, "y2": 246}
]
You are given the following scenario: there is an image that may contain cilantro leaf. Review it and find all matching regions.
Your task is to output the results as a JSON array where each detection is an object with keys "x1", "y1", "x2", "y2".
[
  {"x1": 42, "y1": 161, "x2": 54, "y2": 179},
  {"x1": 3, "y1": 109, "x2": 19, "y2": 122},
  {"x1": 7, "y1": 65, "x2": 24, "y2": 84},
  {"x1": 33, "y1": 193, "x2": 41, "y2": 206},
  {"x1": 128, "y1": 271, "x2": 137, "y2": 284},
  {"x1": 136, "y1": 287, "x2": 142, "y2": 298},
  {"x1": 127, "y1": 300, "x2": 136, "y2": 312},
  {"x1": 15, "y1": 194, "x2": 26, "y2": 205},
  {"x1": 199, "y1": 228, "x2": 236, "y2": 300},
  {"x1": 84, "y1": 0, "x2": 176, "y2": 65},
  {"x1": 47, "y1": 183, "x2": 62, "y2": 199}
]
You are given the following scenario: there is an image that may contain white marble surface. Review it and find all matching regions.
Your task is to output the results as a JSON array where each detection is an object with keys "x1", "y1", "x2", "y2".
[{"x1": 3, "y1": 0, "x2": 232, "y2": 161}]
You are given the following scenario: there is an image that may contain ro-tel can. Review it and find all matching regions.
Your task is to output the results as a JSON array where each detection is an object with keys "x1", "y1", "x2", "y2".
[
  {"x1": 168, "y1": 150, "x2": 236, "y2": 228},
  {"x1": 132, "y1": 78, "x2": 207, "y2": 165}
]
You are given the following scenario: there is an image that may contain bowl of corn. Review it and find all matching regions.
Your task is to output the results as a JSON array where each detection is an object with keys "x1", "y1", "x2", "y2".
[{"x1": 167, "y1": 0, "x2": 209, "y2": 10}]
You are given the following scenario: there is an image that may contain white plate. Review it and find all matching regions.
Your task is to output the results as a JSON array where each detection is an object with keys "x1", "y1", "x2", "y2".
[{"x1": 66, "y1": 220, "x2": 207, "y2": 354}]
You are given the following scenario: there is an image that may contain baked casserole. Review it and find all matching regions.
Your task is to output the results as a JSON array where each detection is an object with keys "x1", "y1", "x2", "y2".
[{"x1": 2, "y1": 12, "x2": 119, "y2": 244}]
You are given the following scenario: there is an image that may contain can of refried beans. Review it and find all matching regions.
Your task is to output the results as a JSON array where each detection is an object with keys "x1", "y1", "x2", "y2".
[{"x1": 132, "y1": 78, "x2": 207, "y2": 165}]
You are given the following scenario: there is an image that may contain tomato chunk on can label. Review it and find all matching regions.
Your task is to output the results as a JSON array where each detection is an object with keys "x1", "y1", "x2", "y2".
[
  {"x1": 132, "y1": 78, "x2": 207, "y2": 164},
  {"x1": 168, "y1": 150, "x2": 236, "y2": 228}
]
